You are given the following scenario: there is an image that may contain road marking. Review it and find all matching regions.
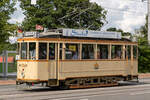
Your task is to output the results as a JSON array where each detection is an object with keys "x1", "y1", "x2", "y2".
[
  {"x1": 130, "y1": 90, "x2": 150, "y2": 95},
  {"x1": 1, "y1": 84, "x2": 150, "y2": 99},
  {"x1": 1, "y1": 86, "x2": 150, "y2": 99},
  {"x1": 80, "y1": 99, "x2": 89, "y2": 100},
  {"x1": 52, "y1": 92, "x2": 125, "y2": 100}
]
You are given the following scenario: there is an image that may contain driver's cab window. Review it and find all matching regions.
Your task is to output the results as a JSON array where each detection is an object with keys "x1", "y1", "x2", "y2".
[
  {"x1": 29, "y1": 42, "x2": 36, "y2": 60},
  {"x1": 21, "y1": 43, "x2": 27, "y2": 59},
  {"x1": 39, "y1": 43, "x2": 47, "y2": 59}
]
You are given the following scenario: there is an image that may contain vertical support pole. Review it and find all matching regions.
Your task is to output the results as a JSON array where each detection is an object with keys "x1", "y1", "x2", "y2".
[
  {"x1": 79, "y1": 43, "x2": 82, "y2": 60},
  {"x1": 131, "y1": 45, "x2": 133, "y2": 61},
  {"x1": 122, "y1": 45, "x2": 125, "y2": 60},
  {"x1": 94, "y1": 44, "x2": 97, "y2": 60},
  {"x1": 2, "y1": 51, "x2": 5, "y2": 77},
  {"x1": 36, "y1": 42, "x2": 39, "y2": 60},
  {"x1": 47, "y1": 43, "x2": 49, "y2": 60},
  {"x1": 131, "y1": 45, "x2": 134, "y2": 75},
  {"x1": 108, "y1": 44, "x2": 112, "y2": 59},
  {"x1": 57, "y1": 43, "x2": 60, "y2": 85},
  {"x1": 62, "y1": 43, "x2": 65, "y2": 60},
  {"x1": 148, "y1": 0, "x2": 150, "y2": 44},
  {"x1": 5, "y1": 51, "x2": 8, "y2": 78},
  {"x1": 27, "y1": 42, "x2": 29, "y2": 59}
]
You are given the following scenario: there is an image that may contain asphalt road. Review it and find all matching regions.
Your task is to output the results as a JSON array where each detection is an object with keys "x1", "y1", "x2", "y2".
[{"x1": 0, "y1": 79, "x2": 150, "y2": 100}]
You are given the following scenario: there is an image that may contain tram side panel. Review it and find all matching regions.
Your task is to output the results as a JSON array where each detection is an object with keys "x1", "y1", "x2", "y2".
[
  {"x1": 59, "y1": 61, "x2": 130, "y2": 80},
  {"x1": 37, "y1": 62, "x2": 49, "y2": 81},
  {"x1": 17, "y1": 61, "x2": 39, "y2": 81}
]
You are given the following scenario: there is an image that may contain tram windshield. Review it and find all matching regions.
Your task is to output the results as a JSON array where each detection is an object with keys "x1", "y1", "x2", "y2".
[
  {"x1": 20, "y1": 42, "x2": 36, "y2": 60},
  {"x1": 21, "y1": 43, "x2": 27, "y2": 59},
  {"x1": 29, "y1": 42, "x2": 36, "y2": 60}
]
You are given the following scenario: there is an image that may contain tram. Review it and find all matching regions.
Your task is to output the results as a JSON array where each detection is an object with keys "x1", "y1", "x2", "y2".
[{"x1": 16, "y1": 29, "x2": 138, "y2": 89}]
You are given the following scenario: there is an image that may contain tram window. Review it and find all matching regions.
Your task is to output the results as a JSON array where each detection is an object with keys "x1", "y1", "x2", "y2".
[
  {"x1": 97, "y1": 45, "x2": 108, "y2": 59},
  {"x1": 127, "y1": 45, "x2": 131, "y2": 60},
  {"x1": 65, "y1": 44, "x2": 79, "y2": 60},
  {"x1": 49, "y1": 43, "x2": 55, "y2": 60},
  {"x1": 111, "y1": 45, "x2": 122, "y2": 59},
  {"x1": 39, "y1": 43, "x2": 47, "y2": 59},
  {"x1": 82, "y1": 44, "x2": 94, "y2": 59},
  {"x1": 133, "y1": 45, "x2": 137, "y2": 59},
  {"x1": 17, "y1": 43, "x2": 20, "y2": 55},
  {"x1": 60, "y1": 43, "x2": 62, "y2": 59},
  {"x1": 29, "y1": 43, "x2": 36, "y2": 60},
  {"x1": 21, "y1": 43, "x2": 27, "y2": 59}
]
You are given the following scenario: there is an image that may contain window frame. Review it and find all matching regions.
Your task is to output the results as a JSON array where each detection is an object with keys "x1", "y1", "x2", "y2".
[
  {"x1": 38, "y1": 42, "x2": 48, "y2": 60},
  {"x1": 97, "y1": 44, "x2": 109, "y2": 59},
  {"x1": 64, "y1": 43, "x2": 80, "y2": 60},
  {"x1": 20, "y1": 42, "x2": 28, "y2": 59},
  {"x1": 82, "y1": 43, "x2": 95, "y2": 60},
  {"x1": 111, "y1": 45, "x2": 123, "y2": 60}
]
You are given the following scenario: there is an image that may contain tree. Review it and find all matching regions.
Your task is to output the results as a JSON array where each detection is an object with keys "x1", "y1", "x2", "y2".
[
  {"x1": 106, "y1": 27, "x2": 131, "y2": 36},
  {"x1": 0, "y1": 0, "x2": 16, "y2": 53},
  {"x1": 138, "y1": 15, "x2": 150, "y2": 73},
  {"x1": 19, "y1": 0, "x2": 107, "y2": 31},
  {"x1": 0, "y1": 0, "x2": 16, "y2": 43}
]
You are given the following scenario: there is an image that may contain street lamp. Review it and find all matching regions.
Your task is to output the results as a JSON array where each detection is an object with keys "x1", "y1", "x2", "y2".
[{"x1": 142, "y1": 0, "x2": 150, "y2": 44}]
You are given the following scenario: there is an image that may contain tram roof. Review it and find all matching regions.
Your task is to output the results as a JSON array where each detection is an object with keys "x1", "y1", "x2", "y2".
[{"x1": 18, "y1": 29, "x2": 132, "y2": 41}]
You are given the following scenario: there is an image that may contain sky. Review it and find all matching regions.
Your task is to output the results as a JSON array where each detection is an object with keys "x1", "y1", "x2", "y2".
[{"x1": 9, "y1": 0, "x2": 147, "y2": 33}]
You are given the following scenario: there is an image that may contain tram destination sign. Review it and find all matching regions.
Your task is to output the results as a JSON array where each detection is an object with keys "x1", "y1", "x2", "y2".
[{"x1": 63, "y1": 29, "x2": 121, "y2": 39}]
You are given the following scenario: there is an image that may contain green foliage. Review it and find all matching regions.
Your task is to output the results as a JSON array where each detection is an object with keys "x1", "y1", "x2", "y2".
[
  {"x1": 19, "y1": 0, "x2": 107, "y2": 31},
  {"x1": 0, "y1": 43, "x2": 17, "y2": 54},
  {"x1": 138, "y1": 45, "x2": 150, "y2": 73},
  {"x1": 138, "y1": 15, "x2": 150, "y2": 73},
  {"x1": 0, "y1": 0, "x2": 17, "y2": 53},
  {"x1": 0, "y1": 0, "x2": 16, "y2": 43},
  {"x1": 107, "y1": 27, "x2": 131, "y2": 36}
]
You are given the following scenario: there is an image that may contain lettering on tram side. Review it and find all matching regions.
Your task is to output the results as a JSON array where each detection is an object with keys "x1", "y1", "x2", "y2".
[
  {"x1": 19, "y1": 63, "x2": 27, "y2": 67},
  {"x1": 63, "y1": 29, "x2": 121, "y2": 39}
]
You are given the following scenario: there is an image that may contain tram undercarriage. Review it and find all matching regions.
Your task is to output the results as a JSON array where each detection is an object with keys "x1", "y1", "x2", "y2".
[{"x1": 16, "y1": 75, "x2": 138, "y2": 89}]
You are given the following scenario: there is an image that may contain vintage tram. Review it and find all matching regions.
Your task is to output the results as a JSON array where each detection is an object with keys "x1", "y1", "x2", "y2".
[{"x1": 16, "y1": 29, "x2": 138, "y2": 89}]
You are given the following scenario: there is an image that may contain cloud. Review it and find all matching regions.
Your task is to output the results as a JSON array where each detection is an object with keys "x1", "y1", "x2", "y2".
[
  {"x1": 90, "y1": 0, "x2": 147, "y2": 33},
  {"x1": 9, "y1": 0, "x2": 147, "y2": 33},
  {"x1": 9, "y1": 1, "x2": 25, "y2": 24}
]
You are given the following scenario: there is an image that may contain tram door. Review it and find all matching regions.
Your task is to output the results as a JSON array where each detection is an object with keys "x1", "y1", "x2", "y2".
[{"x1": 49, "y1": 43, "x2": 62, "y2": 85}]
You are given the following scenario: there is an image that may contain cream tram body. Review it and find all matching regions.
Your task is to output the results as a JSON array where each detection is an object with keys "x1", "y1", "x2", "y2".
[{"x1": 16, "y1": 36, "x2": 138, "y2": 88}]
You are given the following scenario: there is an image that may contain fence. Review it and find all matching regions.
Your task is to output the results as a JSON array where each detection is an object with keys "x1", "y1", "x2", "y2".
[{"x1": 0, "y1": 50, "x2": 17, "y2": 78}]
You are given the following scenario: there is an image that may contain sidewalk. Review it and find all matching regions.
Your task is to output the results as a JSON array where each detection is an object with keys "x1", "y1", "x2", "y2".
[
  {"x1": 138, "y1": 73, "x2": 150, "y2": 79},
  {"x1": 0, "y1": 80, "x2": 16, "y2": 85},
  {"x1": 0, "y1": 74, "x2": 150, "y2": 85}
]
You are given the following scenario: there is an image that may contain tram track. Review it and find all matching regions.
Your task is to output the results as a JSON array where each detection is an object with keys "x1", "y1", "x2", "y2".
[{"x1": 1, "y1": 83, "x2": 150, "y2": 100}]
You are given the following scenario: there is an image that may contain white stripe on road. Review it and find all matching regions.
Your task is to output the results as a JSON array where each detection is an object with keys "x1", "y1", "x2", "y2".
[
  {"x1": 1, "y1": 84, "x2": 150, "y2": 99},
  {"x1": 130, "y1": 90, "x2": 150, "y2": 95}
]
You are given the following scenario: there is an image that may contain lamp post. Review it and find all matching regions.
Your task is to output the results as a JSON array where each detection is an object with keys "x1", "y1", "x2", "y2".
[{"x1": 148, "y1": 0, "x2": 150, "y2": 44}]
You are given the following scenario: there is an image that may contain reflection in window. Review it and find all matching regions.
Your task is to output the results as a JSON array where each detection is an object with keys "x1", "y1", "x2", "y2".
[
  {"x1": 82, "y1": 44, "x2": 94, "y2": 59},
  {"x1": 65, "y1": 44, "x2": 79, "y2": 59},
  {"x1": 133, "y1": 45, "x2": 137, "y2": 59},
  {"x1": 39, "y1": 43, "x2": 47, "y2": 59},
  {"x1": 29, "y1": 43, "x2": 36, "y2": 60},
  {"x1": 97, "y1": 45, "x2": 108, "y2": 59},
  {"x1": 21, "y1": 43, "x2": 27, "y2": 59},
  {"x1": 111, "y1": 45, "x2": 122, "y2": 59},
  {"x1": 49, "y1": 43, "x2": 55, "y2": 60}
]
